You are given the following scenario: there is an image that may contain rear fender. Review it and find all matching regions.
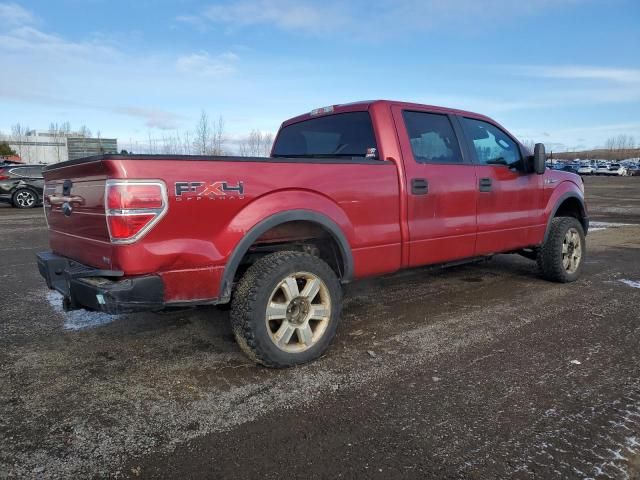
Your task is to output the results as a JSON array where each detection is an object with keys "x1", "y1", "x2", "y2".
[{"x1": 217, "y1": 190, "x2": 355, "y2": 301}]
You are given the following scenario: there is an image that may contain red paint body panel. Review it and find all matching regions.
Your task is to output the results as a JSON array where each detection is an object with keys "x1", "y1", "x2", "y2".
[
  {"x1": 474, "y1": 165, "x2": 544, "y2": 254},
  {"x1": 42, "y1": 100, "x2": 586, "y2": 305}
]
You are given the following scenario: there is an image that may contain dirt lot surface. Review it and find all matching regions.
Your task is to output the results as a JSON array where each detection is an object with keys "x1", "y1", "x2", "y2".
[{"x1": 1, "y1": 177, "x2": 639, "y2": 479}]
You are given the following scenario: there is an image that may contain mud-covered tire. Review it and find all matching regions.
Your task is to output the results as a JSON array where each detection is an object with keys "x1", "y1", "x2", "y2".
[
  {"x1": 230, "y1": 251, "x2": 342, "y2": 368},
  {"x1": 12, "y1": 188, "x2": 38, "y2": 208},
  {"x1": 537, "y1": 217, "x2": 586, "y2": 283}
]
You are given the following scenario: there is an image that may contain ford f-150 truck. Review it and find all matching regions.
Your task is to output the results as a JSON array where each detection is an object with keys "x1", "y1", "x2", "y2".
[{"x1": 37, "y1": 100, "x2": 588, "y2": 367}]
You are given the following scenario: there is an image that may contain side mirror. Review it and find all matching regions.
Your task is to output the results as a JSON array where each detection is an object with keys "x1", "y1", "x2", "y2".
[{"x1": 533, "y1": 143, "x2": 546, "y2": 174}]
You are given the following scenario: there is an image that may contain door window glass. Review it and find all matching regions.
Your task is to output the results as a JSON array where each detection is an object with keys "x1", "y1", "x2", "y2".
[
  {"x1": 402, "y1": 111, "x2": 463, "y2": 164},
  {"x1": 461, "y1": 118, "x2": 521, "y2": 167}
]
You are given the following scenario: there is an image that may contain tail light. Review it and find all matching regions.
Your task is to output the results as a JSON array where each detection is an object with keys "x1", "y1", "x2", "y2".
[
  {"x1": 0, "y1": 170, "x2": 9, "y2": 180},
  {"x1": 105, "y1": 180, "x2": 167, "y2": 243}
]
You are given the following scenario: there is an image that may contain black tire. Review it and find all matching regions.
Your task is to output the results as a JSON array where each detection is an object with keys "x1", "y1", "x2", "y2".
[
  {"x1": 12, "y1": 188, "x2": 38, "y2": 209},
  {"x1": 230, "y1": 251, "x2": 342, "y2": 368},
  {"x1": 537, "y1": 217, "x2": 586, "y2": 283}
]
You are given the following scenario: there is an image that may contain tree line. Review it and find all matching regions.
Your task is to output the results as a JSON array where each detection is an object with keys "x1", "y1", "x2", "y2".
[
  {"x1": 1, "y1": 110, "x2": 274, "y2": 162},
  {"x1": 122, "y1": 110, "x2": 274, "y2": 157}
]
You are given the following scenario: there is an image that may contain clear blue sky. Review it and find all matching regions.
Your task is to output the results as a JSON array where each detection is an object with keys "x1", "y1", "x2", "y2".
[{"x1": 1, "y1": 0, "x2": 639, "y2": 152}]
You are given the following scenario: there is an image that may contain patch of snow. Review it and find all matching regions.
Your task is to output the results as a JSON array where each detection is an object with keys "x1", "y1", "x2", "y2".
[
  {"x1": 46, "y1": 291, "x2": 120, "y2": 331},
  {"x1": 619, "y1": 279, "x2": 640, "y2": 289},
  {"x1": 570, "y1": 360, "x2": 582, "y2": 365},
  {"x1": 589, "y1": 221, "x2": 633, "y2": 232}
]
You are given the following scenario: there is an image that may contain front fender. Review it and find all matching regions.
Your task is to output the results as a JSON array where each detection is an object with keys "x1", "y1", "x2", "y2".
[{"x1": 543, "y1": 182, "x2": 588, "y2": 242}]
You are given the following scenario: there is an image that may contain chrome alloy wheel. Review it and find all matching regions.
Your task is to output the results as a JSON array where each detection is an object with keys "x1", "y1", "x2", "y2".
[
  {"x1": 562, "y1": 227, "x2": 582, "y2": 274},
  {"x1": 265, "y1": 272, "x2": 331, "y2": 353},
  {"x1": 15, "y1": 190, "x2": 35, "y2": 207}
]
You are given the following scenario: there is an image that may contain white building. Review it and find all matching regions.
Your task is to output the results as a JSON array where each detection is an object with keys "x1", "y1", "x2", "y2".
[{"x1": 0, "y1": 130, "x2": 117, "y2": 164}]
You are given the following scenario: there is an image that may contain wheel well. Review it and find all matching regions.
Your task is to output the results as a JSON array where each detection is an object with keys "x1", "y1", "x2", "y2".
[
  {"x1": 233, "y1": 220, "x2": 346, "y2": 283},
  {"x1": 13, "y1": 186, "x2": 37, "y2": 194},
  {"x1": 553, "y1": 196, "x2": 587, "y2": 231}
]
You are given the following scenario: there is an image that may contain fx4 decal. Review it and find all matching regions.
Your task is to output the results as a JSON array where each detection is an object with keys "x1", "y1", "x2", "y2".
[{"x1": 175, "y1": 181, "x2": 245, "y2": 200}]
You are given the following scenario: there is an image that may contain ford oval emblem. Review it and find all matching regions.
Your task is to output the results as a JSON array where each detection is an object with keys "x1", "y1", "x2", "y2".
[{"x1": 62, "y1": 202, "x2": 73, "y2": 217}]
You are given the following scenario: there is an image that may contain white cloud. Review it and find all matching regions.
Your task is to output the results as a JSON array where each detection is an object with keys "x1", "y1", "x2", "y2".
[
  {"x1": 182, "y1": 0, "x2": 582, "y2": 36},
  {"x1": 112, "y1": 107, "x2": 184, "y2": 130},
  {"x1": 512, "y1": 122, "x2": 640, "y2": 151},
  {"x1": 200, "y1": 0, "x2": 346, "y2": 32},
  {"x1": 0, "y1": 4, "x2": 241, "y2": 134},
  {"x1": 0, "y1": 25, "x2": 119, "y2": 58},
  {"x1": 176, "y1": 51, "x2": 238, "y2": 77},
  {"x1": 517, "y1": 65, "x2": 640, "y2": 84},
  {"x1": 0, "y1": 2, "x2": 35, "y2": 26}
]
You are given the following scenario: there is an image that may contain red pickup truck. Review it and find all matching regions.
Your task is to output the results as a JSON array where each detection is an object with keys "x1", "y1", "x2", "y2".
[{"x1": 37, "y1": 100, "x2": 588, "y2": 367}]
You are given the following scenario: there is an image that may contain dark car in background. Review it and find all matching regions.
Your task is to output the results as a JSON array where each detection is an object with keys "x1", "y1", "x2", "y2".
[{"x1": 0, "y1": 164, "x2": 45, "y2": 208}]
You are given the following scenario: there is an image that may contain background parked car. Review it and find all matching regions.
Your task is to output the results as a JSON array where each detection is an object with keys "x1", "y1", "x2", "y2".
[
  {"x1": 606, "y1": 163, "x2": 627, "y2": 176},
  {"x1": 0, "y1": 164, "x2": 45, "y2": 208},
  {"x1": 577, "y1": 165, "x2": 594, "y2": 175}
]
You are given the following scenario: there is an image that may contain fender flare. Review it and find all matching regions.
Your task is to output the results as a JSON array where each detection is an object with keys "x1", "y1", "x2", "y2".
[
  {"x1": 218, "y1": 209, "x2": 354, "y2": 301},
  {"x1": 543, "y1": 192, "x2": 589, "y2": 242}
]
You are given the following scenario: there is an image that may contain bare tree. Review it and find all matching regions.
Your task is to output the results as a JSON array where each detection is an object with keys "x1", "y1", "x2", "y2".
[
  {"x1": 48, "y1": 122, "x2": 69, "y2": 162},
  {"x1": 521, "y1": 139, "x2": 536, "y2": 155},
  {"x1": 147, "y1": 131, "x2": 157, "y2": 154},
  {"x1": 209, "y1": 115, "x2": 226, "y2": 155},
  {"x1": 239, "y1": 129, "x2": 274, "y2": 157},
  {"x1": 193, "y1": 110, "x2": 210, "y2": 155},
  {"x1": 182, "y1": 131, "x2": 192, "y2": 155},
  {"x1": 604, "y1": 134, "x2": 638, "y2": 160},
  {"x1": 11, "y1": 123, "x2": 35, "y2": 163},
  {"x1": 78, "y1": 125, "x2": 92, "y2": 138},
  {"x1": 193, "y1": 111, "x2": 226, "y2": 155},
  {"x1": 10, "y1": 123, "x2": 26, "y2": 161}
]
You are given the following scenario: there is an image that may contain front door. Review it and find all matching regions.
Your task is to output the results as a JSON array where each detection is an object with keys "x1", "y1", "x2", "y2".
[
  {"x1": 457, "y1": 116, "x2": 544, "y2": 255},
  {"x1": 392, "y1": 107, "x2": 478, "y2": 267}
]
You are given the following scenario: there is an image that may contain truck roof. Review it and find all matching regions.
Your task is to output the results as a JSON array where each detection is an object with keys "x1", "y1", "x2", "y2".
[{"x1": 281, "y1": 99, "x2": 495, "y2": 128}]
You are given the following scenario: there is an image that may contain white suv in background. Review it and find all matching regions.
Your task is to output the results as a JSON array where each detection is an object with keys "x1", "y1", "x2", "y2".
[{"x1": 577, "y1": 165, "x2": 594, "y2": 175}]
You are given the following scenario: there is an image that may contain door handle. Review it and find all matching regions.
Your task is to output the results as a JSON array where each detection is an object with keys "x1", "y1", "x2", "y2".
[
  {"x1": 411, "y1": 178, "x2": 428, "y2": 195},
  {"x1": 479, "y1": 178, "x2": 492, "y2": 192}
]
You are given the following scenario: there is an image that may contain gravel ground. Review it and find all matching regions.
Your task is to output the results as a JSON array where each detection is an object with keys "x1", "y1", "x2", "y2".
[{"x1": 0, "y1": 176, "x2": 639, "y2": 479}]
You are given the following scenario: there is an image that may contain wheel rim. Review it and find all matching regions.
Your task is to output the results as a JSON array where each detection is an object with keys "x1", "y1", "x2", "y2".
[
  {"x1": 16, "y1": 191, "x2": 35, "y2": 207},
  {"x1": 562, "y1": 227, "x2": 582, "y2": 274},
  {"x1": 265, "y1": 271, "x2": 331, "y2": 353}
]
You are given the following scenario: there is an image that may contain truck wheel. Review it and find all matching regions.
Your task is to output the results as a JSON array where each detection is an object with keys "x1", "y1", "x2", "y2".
[
  {"x1": 231, "y1": 251, "x2": 342, "y2": 368},
  {"x1": 12, "y1": 188, "x2": 37, "y2": 208},
  {"x1": 537, "y1": 217, "x2": 586, "y2": 283}
]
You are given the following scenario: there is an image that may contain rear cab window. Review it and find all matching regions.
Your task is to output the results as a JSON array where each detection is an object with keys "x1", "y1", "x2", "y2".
[
  {"x1": 402, "y1": 111, "x2": 463, "y2": 164},
  {"x1": 272, "y1": 112, "x2": 378, "y2": 159}
]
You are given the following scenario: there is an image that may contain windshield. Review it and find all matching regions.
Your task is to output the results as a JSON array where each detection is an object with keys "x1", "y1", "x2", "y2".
[{"x1": 272, "y1": 112, "x2": 377, "y2": 158}]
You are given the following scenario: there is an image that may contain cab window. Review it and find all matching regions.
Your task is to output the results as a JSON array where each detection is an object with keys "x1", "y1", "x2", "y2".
[
  {"x1": 272, "y1": 112, "x2": 377, "y2": 159},
  {"x1": 461, "y1": 118, "x2": 521, "y2": 168},
  {"x1": 402, "y1": 111, "x2": 463, "y2": 164}
]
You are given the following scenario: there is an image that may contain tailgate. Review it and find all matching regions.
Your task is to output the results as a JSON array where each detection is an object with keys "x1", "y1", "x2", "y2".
[{"x1": 43, "y1": 159, "x2": 113, "y2": 269}]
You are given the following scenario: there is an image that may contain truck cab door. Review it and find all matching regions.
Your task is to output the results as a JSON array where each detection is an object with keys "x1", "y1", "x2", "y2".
[
  {"x1": 456, "y1": 116, "x2": 544, "y2": 255},
  {"x1": 391, "y1": 106, "x2": 478, "y2": 267}
]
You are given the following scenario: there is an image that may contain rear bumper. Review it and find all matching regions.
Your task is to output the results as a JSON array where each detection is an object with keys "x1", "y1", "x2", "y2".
[{"x1": 37, "y1": 251, "x2": 164, "y2": 314}]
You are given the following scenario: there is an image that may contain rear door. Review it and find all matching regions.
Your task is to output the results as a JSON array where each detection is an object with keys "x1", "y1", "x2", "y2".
[
  {"x1": 392, "y1": 106, "x2": 478, "y2": 266},
  {"x1": 457, "y1": 116, "x2": 543, "y2": 254}
]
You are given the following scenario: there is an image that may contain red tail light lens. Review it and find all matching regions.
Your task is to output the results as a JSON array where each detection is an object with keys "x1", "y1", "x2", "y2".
[
  {"x1": 107, "y1": 214, "x2": 157, "y2": 239},
  {"x1": 105, "y1": 181, "x2": 167, "y2": 243},
  {"x1": 0, "y1": 170, "x2": 9, "y2": 180},
  {"x1": 107, "y1": 184, "x2": 164, "y2": 210}
]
